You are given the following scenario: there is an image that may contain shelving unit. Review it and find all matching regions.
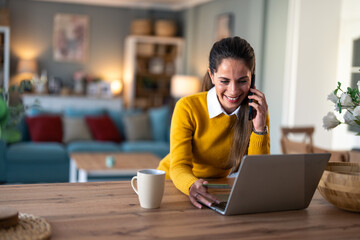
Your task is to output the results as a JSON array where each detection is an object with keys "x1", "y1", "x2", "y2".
[
  {"x1": 123, "y1": 35, "x2": 184, "y2": 109},
  {"x1": 0, "y1": 26, "x2": 9, "y2": 92}
]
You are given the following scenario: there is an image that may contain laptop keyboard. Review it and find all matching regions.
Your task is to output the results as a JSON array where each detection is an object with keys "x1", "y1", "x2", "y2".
[{"x1": 212, "y1": 201, "x2": 227, "y2": 211}]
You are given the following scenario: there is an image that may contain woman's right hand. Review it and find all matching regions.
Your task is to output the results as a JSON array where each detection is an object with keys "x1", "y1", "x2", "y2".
[{"x1": 189, "y1": 179, "x2": 219, "y2": 209}]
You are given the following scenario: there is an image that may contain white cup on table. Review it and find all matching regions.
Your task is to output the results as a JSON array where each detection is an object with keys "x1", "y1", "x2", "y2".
[{"x1": 131, "y1": 169, "x2": 165, "y2": 209}]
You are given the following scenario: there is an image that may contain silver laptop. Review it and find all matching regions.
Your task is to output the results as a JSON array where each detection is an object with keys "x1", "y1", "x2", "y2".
[{"x1": 200, "y1": 153, "x2": 330, "y2": 215}]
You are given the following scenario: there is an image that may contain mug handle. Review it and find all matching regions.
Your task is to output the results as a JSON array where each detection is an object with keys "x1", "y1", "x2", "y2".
[{"x1": 131, "y1": 176, "x2": 138, "y2": 195}]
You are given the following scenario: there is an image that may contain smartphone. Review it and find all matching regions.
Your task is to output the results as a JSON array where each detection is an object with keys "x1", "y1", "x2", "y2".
[
  {"x1": 202, "y1": 183, "x2": 231, "y2": 189},
  {"x1": 248, "y1": 74, "x2": 256, "y2": 121}
]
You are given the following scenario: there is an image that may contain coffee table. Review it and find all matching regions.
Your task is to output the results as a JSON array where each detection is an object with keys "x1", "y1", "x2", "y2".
[{"x1": 70, "y1": 152, "x2": 161, "y2": 182}]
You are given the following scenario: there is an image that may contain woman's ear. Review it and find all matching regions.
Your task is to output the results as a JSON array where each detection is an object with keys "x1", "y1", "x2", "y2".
[{"x1": 208, "y1": 68, "x2": 214, "y2": 84}]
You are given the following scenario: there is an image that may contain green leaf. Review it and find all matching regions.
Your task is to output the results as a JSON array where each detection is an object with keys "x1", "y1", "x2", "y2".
[
  {"x1": 334, "y1": 89, "x2": 338, "y2": 95},
  {"x1": 338, "y1": 82, "x2": 341, "y2": 88},
  {"x1": 1, "y1": 127, "x2": 22, "y2": 143}
]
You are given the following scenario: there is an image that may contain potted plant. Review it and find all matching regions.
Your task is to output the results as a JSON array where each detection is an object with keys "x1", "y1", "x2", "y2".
[
  {"x1": 0, "y1": 88, "x2": 24, "y2": 143},
  {"x1": 323, "y1": 81, "x2": 360, "y2": 134}
]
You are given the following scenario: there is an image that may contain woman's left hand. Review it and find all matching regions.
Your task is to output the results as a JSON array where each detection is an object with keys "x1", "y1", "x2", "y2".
[{"x1": 248, "y1": 86, "x2": 268, "y2": 132}]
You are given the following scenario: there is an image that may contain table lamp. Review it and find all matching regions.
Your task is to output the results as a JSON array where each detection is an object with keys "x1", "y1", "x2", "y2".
[
  {"x1": 17, "y1": 59, "x2": 38, "y2": 75},
  {"x1": 170, "y1": 75, "x2": 201, "y2": 98}
]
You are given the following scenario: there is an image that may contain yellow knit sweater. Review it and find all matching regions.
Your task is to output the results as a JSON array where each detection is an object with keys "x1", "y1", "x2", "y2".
[{"x1": 157, "y1": 91, "x2": 270, "y2": 195}]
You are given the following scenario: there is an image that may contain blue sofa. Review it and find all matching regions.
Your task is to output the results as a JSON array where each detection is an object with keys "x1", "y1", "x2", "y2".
[{"x1": 1, "y1": 106, "x2": 170, "y2": 184}]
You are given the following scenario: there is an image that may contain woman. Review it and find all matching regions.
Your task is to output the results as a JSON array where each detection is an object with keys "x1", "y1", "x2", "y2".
[{"x1": 158, "y1": 36, "x2": 270, "y2": 209}]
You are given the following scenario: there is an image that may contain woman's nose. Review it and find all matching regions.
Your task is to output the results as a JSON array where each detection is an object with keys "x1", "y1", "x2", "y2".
[{"x1": 228, "y1": 81, "x2": 238, "y2": 94}]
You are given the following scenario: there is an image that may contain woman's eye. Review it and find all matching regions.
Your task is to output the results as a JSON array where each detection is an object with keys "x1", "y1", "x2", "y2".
[{"x1": 221, "y1": 81, "x2": 229, "y2": 84}]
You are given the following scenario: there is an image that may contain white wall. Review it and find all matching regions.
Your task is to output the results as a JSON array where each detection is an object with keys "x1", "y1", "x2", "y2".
[
  {"x1": 332, "y1": 0, "x2": 360, "y2": 150},
  {"x1": 262, "y1": 0, "x2": 289, "y2": 154},
  {"x1": 183, "y1": 0, "x2": 265, "y2": 83},
  {"x1": 282, "y1": 0, "x2": 342, "y2": 150}
]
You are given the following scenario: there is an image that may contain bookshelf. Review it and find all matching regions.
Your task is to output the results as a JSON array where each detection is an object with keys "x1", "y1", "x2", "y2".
[{"x1": 123, "y1": 35, "x2": 184, "y2": 109}]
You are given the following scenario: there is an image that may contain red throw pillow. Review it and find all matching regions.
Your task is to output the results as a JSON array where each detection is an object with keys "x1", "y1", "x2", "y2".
[
  {"x1": 85, "y1": 115, "x2": 122, "y2": 142},
  {"x1": 26, "y1": 115, "x2": 63, "y2": 142}
]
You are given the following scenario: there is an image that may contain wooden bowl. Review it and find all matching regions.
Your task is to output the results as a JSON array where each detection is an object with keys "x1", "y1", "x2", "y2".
[{"x1": 317, "y1": 162, "x2": 360, "y2": 212}]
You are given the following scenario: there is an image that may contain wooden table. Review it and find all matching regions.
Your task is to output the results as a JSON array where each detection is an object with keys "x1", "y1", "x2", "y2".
[
  {"x1": 0, "y1": 181, "x2": 359, "y2": 239},
  {"x1": 70, "y1": 153, "x2": 161, "y2": 182}
]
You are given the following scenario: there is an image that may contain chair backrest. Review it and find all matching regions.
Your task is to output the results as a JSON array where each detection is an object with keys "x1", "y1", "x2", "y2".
[
  {"x1": 280, "y1": 126, "x2": 350, "y2": 162},
  {"x1": 280, "y1": 127, "x2": 315, "y2": 154}
]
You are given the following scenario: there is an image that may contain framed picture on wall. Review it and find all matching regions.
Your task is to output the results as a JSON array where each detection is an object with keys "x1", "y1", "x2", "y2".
[
  {"x1": 214, "y1": 13, "x2": 234, "y2": 41},
  {"x1": 53, "y1": 13, "x2": 89, "y2": 63}
]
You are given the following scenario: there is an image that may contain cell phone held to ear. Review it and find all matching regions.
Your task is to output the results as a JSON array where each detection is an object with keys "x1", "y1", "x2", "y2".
[{"x1": 248, "y1": 74, "x2": 256, "y2": 121}]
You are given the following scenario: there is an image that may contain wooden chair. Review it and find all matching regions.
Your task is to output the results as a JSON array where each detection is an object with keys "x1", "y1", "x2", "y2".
[
  {"x1": 280, "y1": 126, "x2": 349, "y2": 162},
  {"x1": 281, "y1": 127, "x2": 315, "y2": 154}
]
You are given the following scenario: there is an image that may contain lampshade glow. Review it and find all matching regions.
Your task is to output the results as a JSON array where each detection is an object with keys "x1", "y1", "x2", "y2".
[
  {"x1": 17, "y1": 59, "x2": 38, "y2": 74},
  {"x1": 111, "y1": 80, "x2": 123, "y2": 95},
  {"x1": 171, "y1": 75, "x2": 201, "y2": 98}
]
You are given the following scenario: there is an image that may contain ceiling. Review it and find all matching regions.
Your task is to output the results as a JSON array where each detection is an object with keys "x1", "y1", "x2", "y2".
[{"x1": 34, "y1": 0, "x2": 215, "y2": 11}]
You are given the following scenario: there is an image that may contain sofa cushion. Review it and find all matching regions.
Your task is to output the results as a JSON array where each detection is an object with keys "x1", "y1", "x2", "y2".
[
  {"x1": 26, "y1": 115, "x2": 63, "y2": 142},
  {"x1": 67, "y1": 141, "x2": 121, "y2": 152},
  {"x1": 123, "y1": 113, "x2": 152, "y2": 141},
  {"x1": 148, "y1": 106, "x2": 170, "y2": 142},
  {"x1": 7, "y1": 142, "x2": 67, "y2": 163},
  {"x1": 63, "y1": 117, "x2": 92, "y2": 143},
  {"x1": 121, "y1": 141, "x2": 169, "y2": 158},
  {"x1": 65, "y1": 107, "x2": 105, "y2": 118},
  {"x1": 107, "y1": 109, "x2": 142, "y2": 139},
  {"x1": 85, "y1": 115, "x2": 122, "y2": 142}
]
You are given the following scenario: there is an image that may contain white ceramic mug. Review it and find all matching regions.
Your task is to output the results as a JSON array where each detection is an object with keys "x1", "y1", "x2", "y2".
[{"x1": 131, "y1": 169, "x2": 165, "y2": 209}]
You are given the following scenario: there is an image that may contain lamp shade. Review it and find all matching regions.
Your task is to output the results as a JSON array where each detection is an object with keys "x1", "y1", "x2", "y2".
[
  {"x1": 171, "y1": 75, "x2": 201, "y2": 98},
  {"x1": 17, "y1": 59, "x2": 38, "y2": 74}
]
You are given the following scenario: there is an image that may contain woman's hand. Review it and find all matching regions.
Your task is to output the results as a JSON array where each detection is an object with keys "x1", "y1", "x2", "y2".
[
  {"x1": 248, "y1": 86, "x2": 268, "y2": 132},
  {"x1": 189, "y1": 179, "x2": 219, "y2": 209}
]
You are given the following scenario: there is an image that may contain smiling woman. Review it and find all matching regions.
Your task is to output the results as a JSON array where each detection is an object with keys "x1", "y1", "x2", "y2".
[
  {"x1": 157, "y1": 36, "x2": 270, "y2": 209},
  {"x1": 209, "y1": 58, "x2": 251, "y2": 114}
]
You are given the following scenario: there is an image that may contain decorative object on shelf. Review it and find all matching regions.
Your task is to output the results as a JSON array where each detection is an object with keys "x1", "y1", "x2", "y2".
[
  {"x1": 31, "y1": 70, "x2": 48, "y2": 94},
  {"x1": 99, "y1": 81, "x2": 113, "y2": 98},
  {"x1": 131, "y1": 19, "x2": 152, "y2": 35},
  {"x1": 148, "y1": 57, "x2": 165, "y2": 74},
  {"x1": 215, "y1": 13, "x2": 233, "y2": 41},
  {"x1": 73, "y1": 71, "x2": 87, "y2": 95},
  {"x1": 137, "y1": 43, "x2": 155, "y2": 56},
  {"x1": 48, "y1": 76, "x2": 62, "y2": 94},
  {"x1": 53, "y1": 13, "x2": 89, "y2": 63},
  {"x1": 323, "y1": 81, "x2": 360, "y2": 134},
  {"x1": 170, "y1": 75, "x2": 201, "y2": 98},
  {"x1": 317, "y1": 162, "x2": 360, "y2": 213},
  {"x1": 154, "y1": 20, "x2": 176, "y2": 37}
]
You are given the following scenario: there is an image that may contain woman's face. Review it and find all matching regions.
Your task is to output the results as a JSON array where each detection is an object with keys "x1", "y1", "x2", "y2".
[{"x1": 208, "y1": 58, "x2": 252, "y2": 114}]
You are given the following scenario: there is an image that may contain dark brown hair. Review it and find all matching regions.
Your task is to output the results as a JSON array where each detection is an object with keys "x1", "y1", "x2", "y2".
[{"x1": 202, "y1": 36, "x2": 255, "y2": 173}]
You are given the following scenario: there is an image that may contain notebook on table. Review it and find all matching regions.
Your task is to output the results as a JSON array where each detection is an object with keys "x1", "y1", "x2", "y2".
[{"x1": 199, "y1": 153, "x2": 331, "y2": 216}]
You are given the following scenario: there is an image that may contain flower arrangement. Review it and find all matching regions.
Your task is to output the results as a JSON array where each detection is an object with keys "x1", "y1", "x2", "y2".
[{"x1": 323, "y1": 81, "x2": 360, "y2": 134}]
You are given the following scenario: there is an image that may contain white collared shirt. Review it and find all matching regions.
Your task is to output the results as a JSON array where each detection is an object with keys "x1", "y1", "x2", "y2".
[{"x1": 207, "y1": 87, "x2": 240, "y2": 118}]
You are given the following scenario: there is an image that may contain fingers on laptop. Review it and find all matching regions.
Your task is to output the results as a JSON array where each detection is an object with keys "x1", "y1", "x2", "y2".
[{"x1": 189, "y1": 179, "x2": 218, "y2": 209}]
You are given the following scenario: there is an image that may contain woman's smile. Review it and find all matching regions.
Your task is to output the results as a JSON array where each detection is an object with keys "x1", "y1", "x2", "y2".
[{"x1": 209, "y1": 58, "x2": 252, "y2": 114}]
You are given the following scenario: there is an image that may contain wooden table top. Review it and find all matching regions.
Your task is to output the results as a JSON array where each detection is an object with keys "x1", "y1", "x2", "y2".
[
  {"x1": 0, "y1": 181, "x2": 359, "y2": 240},
  {"x1": 70, "y1": 152, "x2": 161, "y2": 171}
]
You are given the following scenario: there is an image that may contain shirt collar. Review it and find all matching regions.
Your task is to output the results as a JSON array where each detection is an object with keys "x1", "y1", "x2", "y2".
[{"x1": 207, "y1": 87, "x2": 240, "y2": 118}]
